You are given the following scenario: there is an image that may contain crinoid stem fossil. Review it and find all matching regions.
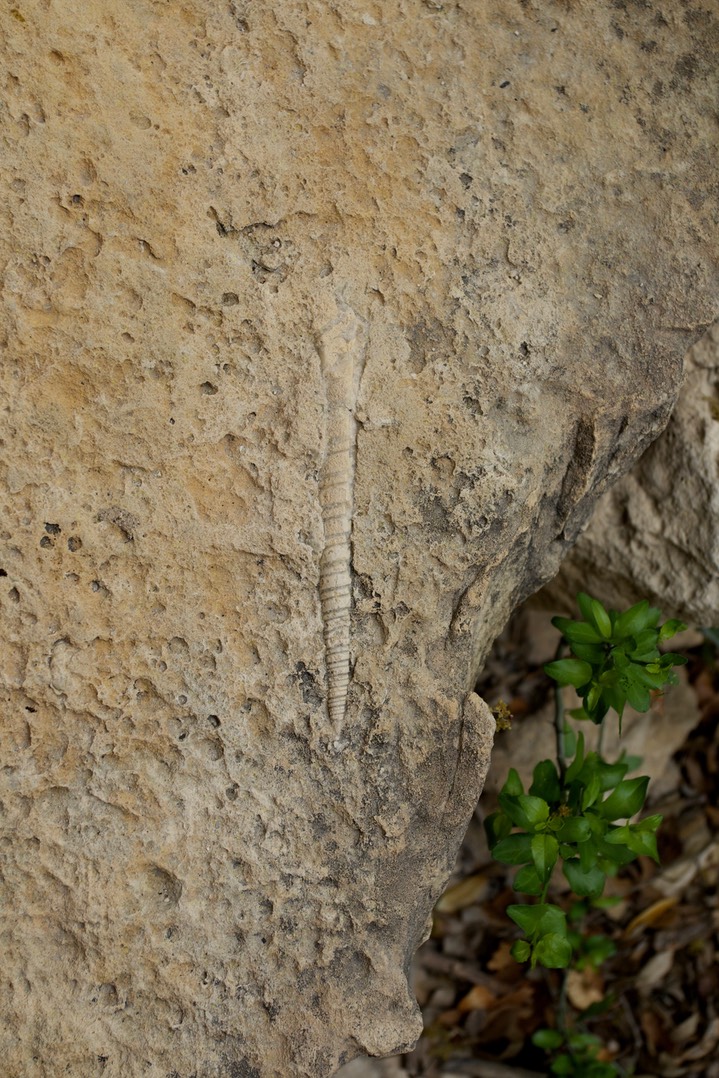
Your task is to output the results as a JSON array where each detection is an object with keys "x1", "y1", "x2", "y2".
[{"x1": 317, "y1": 300, "x2": 367, "y2": 735}]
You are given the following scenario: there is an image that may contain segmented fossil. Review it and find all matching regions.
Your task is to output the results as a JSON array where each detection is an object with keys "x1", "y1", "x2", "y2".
[{"x1": 317, "y1": 301, "x2": 367, "y2": 733}]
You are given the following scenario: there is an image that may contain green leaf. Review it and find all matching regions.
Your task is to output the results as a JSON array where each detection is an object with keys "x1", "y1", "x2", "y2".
[
  {"x1": 596, "y1": 841, "x2": 637, "y2": 867},
  {"x1": 600, "y1": 682, "x2": 627, "y2": 720},
  {"x1": 598, "y1": 776, "x2": 649, "y2": 820},
  {"x1": 530, "y1": 759, "x2": 562, "y2": 804},
  {"x1": 532, "y1": 832, "x2": 559, "y2": 883},
  {"x1": 577, "y1": 592, "x2": 595, "y2": 624},
  {"x1": 518, "y1": 794, "x2": 550, "y2": 829},
  {"x1": 502, "y1": 767, "x2": 524, "y2": 797},
  {"x1": 533, "y1": 931, "x2": 573, "y2": 969},
  {"x1": 585, "y1": 682, "x2": 602, "y2": 714},
  {"x1": 552, "y1": 617, "x2": 605, "y2": 644},
  {"x1": 659, "y1": 618, "x2": 687, "y2": 642},
  {"x1": 568, "y1": 1032, "x2": 602, "y2": 1050},
  {"x1": 630, "y1": 628, "x2": 660, "y2": 655},
  {"x1": 545, "y1": 658, "x2": 594, "y2": 688},
  {"x1": 536, "y1": 904, "x2": 568, "y2": 936},
  {"x1": 510, "y1": 939, "x2": 531, "y2": 962},
  {"x1": 493, "y1": 833, "x2": 533, "y2": 865},
  {"x1": 578, "y1": 838, "x2": 599, "y2": 872},
  {"x1": 507, "y1": 903, "x2": 544, "y2": 935},
  {"x1": 563, "y1": 724, "x2": 577, "y2": 755},
  {"x1": 514, "y1": 864, "x2": 545, "y2": 896},
  {"x1": 532, "y1": 1028, "x2": 564, "y2": 1050},
  {"x1": 610, "y1": 647, "x2": 630, "y2": 669},
  {"x1": 582, "y1": 772, "x2": 602, "y2": 811},
  {"x1": 569, "y1": 642, "x2": 607, "y2": 664},
  {"x1": 556, "y1": 816, "x2": 592, "y2": 843},
  {"x1": 631, "y1": 649, "x2": 662, "y2": 664},
  {"x1": 631, "y1": 664, "x2": 669, "y2": 690},
  {"x1": 614, "y1": 600, "x2": 660, "y2": 640},
  {"x1": 551, "y1": 1055, "x2": 573, "y2": 1076},
  {"x1": 637, "y1": 813, "x2": 663, "y2": 833},
  {"x1": 565, "y1": 732, "x2": 585, "y2": 784},
  {"x1": 579, "y1": 934, "x2": 617, "y2": 970},
  {"x1": 508, "y1": 902, "x2": 566, "y2": 938},
  {"x1": 592, "y1": 896, "x2": 623, "y2": 910},
  {"x1": 626, "y1": 828, "x2": 660, "y2": 862},
  {"x1": 602, "y1": 824, "x2": 630, "y2": 845},
  {"x1": 592, "y1": 758, "x2": 629, "y2": 793},
  {"x1": 484, "y1": 810, "x2": 512, "y2": 847},
  {"x1": 623, "y1": 678, "x2": 651, "y2": 712},
  {"x1": 584, "y1": 593, "x2": 613, "y2": 639},
  {"x1": 658, "y1": 651, "x2": 687, "y2": 668},
  {"x1": 563, "y1": 859, "x2": 606, "y2": 899},
  {"x1": 499, "y1": 792, "x2": 549, "y2": 831}
]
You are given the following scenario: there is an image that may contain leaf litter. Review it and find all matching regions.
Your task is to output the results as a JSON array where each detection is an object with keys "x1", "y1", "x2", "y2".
[{"x1": 396, "y1": 609, "x2": 719, "y2": 1078}]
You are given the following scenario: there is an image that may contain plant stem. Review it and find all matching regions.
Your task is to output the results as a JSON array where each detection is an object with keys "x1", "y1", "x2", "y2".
[
  {"x1": 597, "y1": 717, "x2": 606, "y2": 757},
  {"x1": 554, "y1": 640, "x2": 567, "y2": 782},
  {"x1": 557, "y1": 967, "x2": 569, "y2": 1039}
]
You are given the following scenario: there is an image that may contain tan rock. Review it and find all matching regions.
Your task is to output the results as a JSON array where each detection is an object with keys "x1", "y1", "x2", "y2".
[
  {"x1": 1, "y1": 2, "x2": 717, "y2": 1076},
  {"x1": 545, "y1": 323, "x2": 719, "y2": 626}
]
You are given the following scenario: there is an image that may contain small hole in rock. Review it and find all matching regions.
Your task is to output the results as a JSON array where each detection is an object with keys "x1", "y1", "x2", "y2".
[
  {"x1": 201, "y1": 381, "x2": 219, "y2": 395},
  {"x1": 208, "y1": 715, "x2": 221, "y2": 727},
  {"x1": 45, "y1": 523, "x2": 61, "y2": 534},
  {"x1": 40, "y1": 536, "x2": 53, "y2": 548},
  {"x1": 221, "y1": 292, "x2": 239, "y2": 306},
  {"x1": 67, "y1": 536, "x2": 82, "y2": 551}
]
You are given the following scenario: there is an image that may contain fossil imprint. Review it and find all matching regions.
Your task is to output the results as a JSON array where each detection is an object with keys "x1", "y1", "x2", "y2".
[{"x1": 316, "y1": 302, "x2": 367, "y2": 732}]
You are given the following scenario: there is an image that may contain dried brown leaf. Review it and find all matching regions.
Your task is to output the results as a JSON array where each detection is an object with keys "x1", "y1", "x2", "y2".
[
  {"x1": 624, "y1": 896, "x2": 679, "y2": 936},
  {"x1": 436, "y1": 873, "x2": 492, "y2": 914},
  {"x1": 566, "y1": 968, "x2": 605, "y2": 1011},
  {"x1": 636, "y1": 949, "x2": 675, "y2": 992},
  {"x1": 457, "y1": 984, "x2": 497, "y2": 1013}
]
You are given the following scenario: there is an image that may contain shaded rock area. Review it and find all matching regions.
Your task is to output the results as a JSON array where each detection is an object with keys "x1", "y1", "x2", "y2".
[
  {"x1": 338, "y1": 613, "x2": 719, "y2": 1077},
  {"x1": 546, "y1": 323, "x2": 719, "y2": 626},
  {"x1": 0, "y1": 2, "x2": 717, "y2": 1076}
]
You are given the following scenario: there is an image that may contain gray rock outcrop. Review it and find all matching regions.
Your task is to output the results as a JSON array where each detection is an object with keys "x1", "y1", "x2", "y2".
[{"x1": 1, "y1": 2, "x2": 717, "y2": 1076}]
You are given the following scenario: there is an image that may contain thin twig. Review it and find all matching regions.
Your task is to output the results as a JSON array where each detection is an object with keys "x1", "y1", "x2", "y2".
[
  {"x1": 421, "y1": 950, "x2": 505, "y2": 992},
  {"x1": 620, "y1": 992, "x2": 643, "y2": 1075}
]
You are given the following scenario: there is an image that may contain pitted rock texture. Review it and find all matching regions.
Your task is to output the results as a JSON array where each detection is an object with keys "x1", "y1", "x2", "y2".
[
  {"x1": 544, "y1": 322, "x2": 719, "y2": 626},
  {"x1": 0, "y1": 2, "x2": 717, "y2": 1076}
]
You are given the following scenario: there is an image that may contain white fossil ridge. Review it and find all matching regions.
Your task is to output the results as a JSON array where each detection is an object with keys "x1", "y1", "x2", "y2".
[{"x1": 318, "y1": 300, "x2": 367, "y2": 733}]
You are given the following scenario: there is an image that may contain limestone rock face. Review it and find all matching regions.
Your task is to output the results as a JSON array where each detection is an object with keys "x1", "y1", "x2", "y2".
[
  {"x1": 545, "y1": 323, "x2": 719, "y2": 626},
  {"x1": 1, "y1": 2, "x2": 717, "y2": 1076}
]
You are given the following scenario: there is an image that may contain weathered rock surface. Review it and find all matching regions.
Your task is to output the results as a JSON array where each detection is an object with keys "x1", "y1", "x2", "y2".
[
  {"x1": 545, "y1": 323, "x2": 719, "y2": 626},
  {"x1": 1, "y1": 2, "x2": 717, "y2": 1076}
]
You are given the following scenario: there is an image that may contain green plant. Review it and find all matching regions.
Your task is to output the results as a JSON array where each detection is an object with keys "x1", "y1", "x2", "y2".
[
  {"x1": 533, "y1": 1027, "x2": 619, "y2": 1077},
  {"x1": 545, "y1": 593, "x2": 686, "y2": 731},
  {"x1": 485, "y1": 593, "x2": 687, "y2": 1074},
  {"x1": 486, "y1": 593, "x2": 685, "y2": 970}
]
